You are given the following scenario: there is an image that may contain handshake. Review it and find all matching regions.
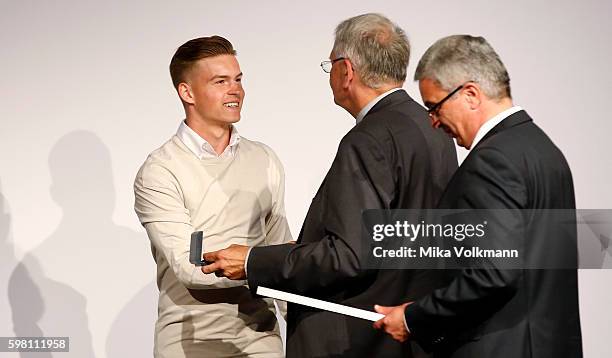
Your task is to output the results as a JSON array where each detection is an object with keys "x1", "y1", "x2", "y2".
[{"x1": 191, "y1": 231, "x2": 413, "y2": 343}]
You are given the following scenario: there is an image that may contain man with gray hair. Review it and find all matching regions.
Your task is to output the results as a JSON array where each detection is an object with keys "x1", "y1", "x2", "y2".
[
  {"x1": 374, "y1": 35, "x2": 582, "y2": 357},
  {"x1": 202, "y1": 13, "x2": 457, "y2": 357}
]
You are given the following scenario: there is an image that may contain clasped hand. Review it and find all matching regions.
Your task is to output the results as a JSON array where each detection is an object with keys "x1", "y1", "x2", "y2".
[
  {"x1": 201, "y1": 244, "x2": 249, "y2": 280},
  {"x1": 373, "y1": 302, "x2": 413, "y2": 343},
  {"x1": 201, "y1": 243, "x2": 412, "y2": 344}
]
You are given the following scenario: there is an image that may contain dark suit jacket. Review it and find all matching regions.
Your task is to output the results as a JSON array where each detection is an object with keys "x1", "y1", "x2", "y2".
[
  {"x1": 404, "y1": 110, "x2": 582, "y2": 357},
  {"x1": 247, "y1": 90, "x2": 457, "y2": 357}
]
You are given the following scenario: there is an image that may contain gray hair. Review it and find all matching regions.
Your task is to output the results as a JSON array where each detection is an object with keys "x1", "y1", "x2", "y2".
[
  {"x1": 414, "y1": 35, "x2": 511, "y2": 100},
  {"x1": 333, "y1": 13, "x2": 410, "y2": 89}
]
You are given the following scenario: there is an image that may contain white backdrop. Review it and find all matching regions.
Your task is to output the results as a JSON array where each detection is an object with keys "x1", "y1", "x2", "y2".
[{"x1": 1, "y1": 0, "x2": 611, "y2": 356}]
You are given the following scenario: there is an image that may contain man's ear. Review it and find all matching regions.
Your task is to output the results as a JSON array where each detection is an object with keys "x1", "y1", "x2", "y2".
[
  {"x1": 342, "y1": 58, "x2": 354, "y2": 89},
  {"x1": 178, "y1": 82, "x2": 195, "y2": 105},
  {"x1": 463, "y1": 82, "x2": 482, "y2": 109}
]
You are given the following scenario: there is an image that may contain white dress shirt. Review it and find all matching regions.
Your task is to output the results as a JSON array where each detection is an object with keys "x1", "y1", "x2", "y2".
[{"x1": 176, "y1": 120, "x2": 241, "y2": 158}]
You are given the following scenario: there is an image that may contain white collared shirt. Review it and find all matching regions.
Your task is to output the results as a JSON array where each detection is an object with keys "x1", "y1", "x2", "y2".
[
  {"x1": 469, "y1": 106, "x2": 523, "y2": 150},
  {"x1": 355, "y1": 88, "x2": 404, "y2": 124},
  {"x1": 176, "y1": 120, "x2": 241, "y2": 159}
]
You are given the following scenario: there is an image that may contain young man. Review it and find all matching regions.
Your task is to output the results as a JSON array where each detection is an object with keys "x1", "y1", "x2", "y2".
[{"x1": 133, "y1": 36, "x2": 291, "y2": 358}]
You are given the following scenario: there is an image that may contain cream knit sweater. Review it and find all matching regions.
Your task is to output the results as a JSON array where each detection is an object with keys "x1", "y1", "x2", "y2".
[{"x1": 134, "y1": 135, "x2": 291, "y2": 357}]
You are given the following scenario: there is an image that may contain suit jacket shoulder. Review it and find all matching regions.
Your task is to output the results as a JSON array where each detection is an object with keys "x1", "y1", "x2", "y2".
[{"x1": 451, "y1": 110, "x2": 575, "y2": 209}]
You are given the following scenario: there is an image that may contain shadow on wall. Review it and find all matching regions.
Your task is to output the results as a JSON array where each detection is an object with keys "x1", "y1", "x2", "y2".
[
  {"x1": 9, "y1": 257, "x2": 91, "y2": 358},
  {"x1": 8, "y1": 131, "x2": 155, "y2": 357},
  {"x1": 578, "y1": 211, "x2": 612, "y2": 269},
  {"x1": 0, "y1": 180, "x2": 19, "y2": 353},
  {"x1": 106, "y1": 281, "x2": 157, "y2": 357}
]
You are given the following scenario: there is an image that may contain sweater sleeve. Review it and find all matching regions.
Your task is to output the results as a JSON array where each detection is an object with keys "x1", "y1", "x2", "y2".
[
  {"x1": 258, "y1": 144, "x2": 292, "y2": 318},
  {"x1": 134, "y1": 160, "x2": 246, "y2": 289},
  {"x1": 260, "y1": 144, "x2": 293, "y2": 246}
]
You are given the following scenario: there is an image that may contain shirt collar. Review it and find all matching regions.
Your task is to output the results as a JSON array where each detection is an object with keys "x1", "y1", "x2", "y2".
[
  {"x1": 470, "y1": 105, "x2": 522, "y2": 151},
  {"x1": 356, "y1": 88, "x2": 404, "y2": 124},
  {"x1": 176, "y1": 120, "x2": 241, "y2": 159}
]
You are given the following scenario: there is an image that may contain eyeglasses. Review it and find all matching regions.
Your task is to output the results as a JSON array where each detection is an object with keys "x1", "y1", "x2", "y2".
[
  {"x1": 320, "y1": 57, "x2": 346, "y2": 73},
  {"x1": 426, "y1": 84, "x2": 464, "y2": 117}
]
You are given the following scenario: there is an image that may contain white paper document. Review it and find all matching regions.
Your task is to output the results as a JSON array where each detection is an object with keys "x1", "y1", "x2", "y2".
[{"x1": 256, "y1": 286, "x2": 385, "y2": 322}]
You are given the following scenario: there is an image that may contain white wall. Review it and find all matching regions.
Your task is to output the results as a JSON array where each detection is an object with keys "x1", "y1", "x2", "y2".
[{"x1": 1, "y1": 0, "x2": 610, "y2": 356}]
